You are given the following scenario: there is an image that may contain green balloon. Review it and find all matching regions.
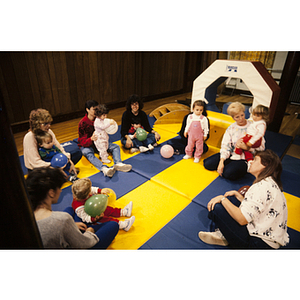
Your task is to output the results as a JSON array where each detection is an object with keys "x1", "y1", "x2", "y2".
[
  {"x1": 84, "y1": 194, "x2": 108, "y2": 217},
  {"x1": 136, "y1": 128, "x2": 147, "y2": 141}
]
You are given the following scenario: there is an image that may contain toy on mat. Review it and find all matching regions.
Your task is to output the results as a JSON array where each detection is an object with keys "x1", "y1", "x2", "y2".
[
  {"x1": 84, "y1": 194, "x2": 108, "y2": 217},
  {"x1": 51, "y1": 153, "x2": 68, "y2": 168},
  {"x1": 136, "y1": 127, "x2": 147, "y2": 141},
  {"x1": 160, "y1": 145, "x2": 174, "y2": 159},
  {"x1": 105, "y1": 118, "x2": 118, "y2": 135},
  {"x1": 106, "y1": 188, "x2": 117, "y2": 206}
]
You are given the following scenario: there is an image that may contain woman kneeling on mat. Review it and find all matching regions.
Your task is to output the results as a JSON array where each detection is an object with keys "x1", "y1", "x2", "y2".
[
  {"x1": 199, "y1": 149, "x2": 289, "y2": 249},
  {"x1": 203, "y1": 102, "x2": 265, "y2": 180},
  {"x1": 26, "y1": 167, "x2": 119, "y2": 249}
]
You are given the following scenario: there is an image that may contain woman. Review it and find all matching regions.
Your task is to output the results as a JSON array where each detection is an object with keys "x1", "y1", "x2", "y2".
[
  {"x1": 23, "y1": 108, "x2": 82, "y2": 174},
  {"x1": 26, "y1": 167, "x2": 119, "y2": 249},
  {"x1": 203, "y1": 102, "x2": 265, "y2": 180},
  {"x1": 199, "y1": 149, "x2": 289, "y2": 249},
  {"x1": 120, "y1": 94, "x2": 161, "y2": 151}
]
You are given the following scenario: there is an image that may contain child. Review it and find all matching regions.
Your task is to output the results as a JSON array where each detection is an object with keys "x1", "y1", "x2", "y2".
[
  {"x1": 93, "y1": 104, "x2": 116, "y2": 164},
  {"x1": 127, "y1": 116, "x2": 157, "y2": 153},
  {"x1": 234, "y1": 105, "x2": 269, "y2": 161},
  {"x1": 71, "y1": 178, "x2": 135, "y2": 231},
  {"x1": 183, "y1": 100, "x2": 209, "y2": 163},
  {"x1": 36, "y1": 131, "x2": 78, "y2": 182}
]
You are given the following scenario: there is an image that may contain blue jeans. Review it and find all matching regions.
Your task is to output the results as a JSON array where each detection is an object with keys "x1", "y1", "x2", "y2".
[
  {"x1": 64, "y1": 207, "x2": 119, "y2": 249},
  {"x1": 80, "y1": 143, "x2": 122, "y2": 171},
  {"x1": 208, "y1": 196, "x2": 272, "y2": 249},
  {"x1": 203, "y1": 153, "x2": 248, "y2": 181},
  {"x1": 121, "y1": 133, "x2": 156, "y2": 149}
]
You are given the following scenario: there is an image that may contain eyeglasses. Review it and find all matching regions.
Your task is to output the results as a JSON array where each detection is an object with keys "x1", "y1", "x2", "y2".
[{"x1": 41, "y1": 122, "x2": 51, "y2": 126}]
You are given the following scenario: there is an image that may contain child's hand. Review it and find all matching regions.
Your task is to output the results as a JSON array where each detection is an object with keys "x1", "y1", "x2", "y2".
[
  {"x1": 75, "y1": 222, "x2": 87, "y2": 231},
  {"x1": 101, "y1": 188, "x2": 110, "y2": 195},
  {"x1": 94, "y1": 213, "x2": 104, "y2": 221},
  {"x1": 203, "y1": 136, "x2": 207, "y2": 141},
  {"x1": 184, "y1": 132, "x2": 188, "y2": 138},
  {"x1": 86, "y1": 227, "x2": 95, "y2": 233},
  {"x1": 91, "y1": 132, "x2": 98, "y2": 141},
  {"x1": 110, "y1": 120, "x2": 116, "y2": 125}
]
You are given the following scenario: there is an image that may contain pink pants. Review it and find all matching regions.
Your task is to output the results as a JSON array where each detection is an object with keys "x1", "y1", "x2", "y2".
[{"x1": 185, "y1": 120, "x2": 204, "y2": 159}]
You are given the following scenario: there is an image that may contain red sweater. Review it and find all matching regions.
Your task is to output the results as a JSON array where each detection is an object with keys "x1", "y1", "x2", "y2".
[{"x1": 78, "y1": 114, "x2": 95, "y2": 148}]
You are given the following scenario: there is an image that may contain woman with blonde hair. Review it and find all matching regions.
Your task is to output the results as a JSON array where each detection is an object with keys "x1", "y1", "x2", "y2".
[{"x1": 203, "y1": 102, "x2": 265, "y2": 180}]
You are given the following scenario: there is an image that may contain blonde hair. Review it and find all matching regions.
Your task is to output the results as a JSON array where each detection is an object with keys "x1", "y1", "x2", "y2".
[
  {"x1": 72, "y1": 178, "x2": 92, "y2": 200},
  {"x1": 29, "y1": 109, "x2": 53, "y2": 134},
  {"x1": 227, "y1": 102, "x2": 245, "y2": 117},
  {"x1": 35, "y1": 131, "x2": 52, "y2": 146},
  {"x1": 252, "y1": 105, "x2": 269, "y2": 123}
]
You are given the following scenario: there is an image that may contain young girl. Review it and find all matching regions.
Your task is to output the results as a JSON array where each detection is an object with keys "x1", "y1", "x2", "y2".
[
  {"x1": 183, "y1": 100, "x2": 209, "y2": 163},
  {"x1": 93, "y1": 104, "x2": 117, "y2": 164},
  {"x1": 36, "y1": 131, "x2": 78, "y2": 182},
  {"x1": 72, "y1": 178, "x2": 135, "y2": 231},
  {"x1": 234, "y1": 105, "x2": 269, "y2": 161}
]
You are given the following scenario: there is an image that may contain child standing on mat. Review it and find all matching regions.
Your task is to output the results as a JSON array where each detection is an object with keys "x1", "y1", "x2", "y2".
[
  {"x1": 127, "y1": 116, "x2": 156, "y2": 153},
  {"x1": 183, "y1": 100, "x2": 209, "y2": 163},
  {"x1": 93, "y1": 104, "x2": 116, "y2": 164},
  {"x1": 72, "y1": 178, "x2": 135, "y2": 231},
  {"x1": 233, "y1": 105, "x2": 269, "y2": 162},
  {"x1": 36, "y1": 131, "x2": 78, "y2": 182}
]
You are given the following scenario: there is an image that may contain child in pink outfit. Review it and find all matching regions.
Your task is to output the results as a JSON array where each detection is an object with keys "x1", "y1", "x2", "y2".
[
  {"x1": 234, "y1": 105, "x2": 269, "y2": 161},
  {"x1": 183, "y1": 100, "x2": 209, "y2": 163},
  {"x1": 93, "y1": 104, "x2": 117, "y2": 164}
]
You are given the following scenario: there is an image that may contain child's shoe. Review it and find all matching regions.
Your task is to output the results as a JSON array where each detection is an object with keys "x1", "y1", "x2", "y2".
[
  {"x1": 194, "y1": 158, "x2": 200, "y2": 163},
  {"x1": 114, "y1": 163, "x2": 132, "y2": 172},
  {"x1": 121, "y1": 201, "x2": 133, "y2": 217},
  {"x1": 183, "y1": 155, "x2": 192, "y2": 159},
  {"x1": 102, "y1": 166, "x2": 116, "y2": 177},
  {"x1": 139, "y1": 146, "x2": 149, "y2": 153},
  {"x1": 102, "y1": 158, "x2": 111, "y2": 164},
  {"x1": 119, "y1": 216, "x2": 135, "y2": 231},
  {"x1": 130, "y1": 147, "x2": 139, "y2": 154},
  {"x1": 148, "y1": 144, "x2": 154, "y2": 151}
]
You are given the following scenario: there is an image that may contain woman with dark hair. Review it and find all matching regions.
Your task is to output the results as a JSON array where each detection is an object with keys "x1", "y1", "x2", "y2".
[
  {"x1": 198, "y1": 149, "x2": 289, "y2": 249},
  {"x1": 26, "y1": 167, "x2": 119, "y2": 249},
  {"x1": 120, "y1": 94, "x2": 161, "y2": 152}
]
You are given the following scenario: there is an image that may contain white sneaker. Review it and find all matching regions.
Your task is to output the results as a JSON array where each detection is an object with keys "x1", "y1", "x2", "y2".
[
  {"x1": 130, "y1": 147, "x2": 139, "y2": 154},
  {"x1": 102, "y1": 158, "x2": 111, "y2": 164},
  {"x1": 148, "y1": 144, "x2": 154, "y2": 151},
  {"x1": 121, "y1": 201, "x2": 133, "y2": 217},
  {"x1": 183, "y1": 155, "x2": 192, "y2": 159},
  {"x1": 114, "y1": 163, "x2": 132, "y2": 172},
  {"x1": 194, "y1": 158, "x2": 200, "y2": 163},
  {"x1": 102, "y1": 166, "x2": 116, "y2": 177},
  {"x1": 198, "y1": 229, "x2": 228, "y2": 246},
  {"x1": 119, "y1": 216, "x2": 135, "y2": 231},
  {"x1": 139, "y1": 146, "x2": 149, "y2": 153}
]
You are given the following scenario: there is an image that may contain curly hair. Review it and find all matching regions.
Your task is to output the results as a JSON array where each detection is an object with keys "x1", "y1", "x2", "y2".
[
  {"x1": 227, "y1": 102, "x2": 245, "y2": 117},
  {"x1": 125, "y1": 94, "x2": 144, "y2": 111},
  {"x1": 29, "y1": 109, "x2": 53, "y2": 134},
  {"x1": 72, "y1": 178, "x2": 92, "y2": 200},
  {"x1": 94, "y1": 104, "x2": 109, "y2": 117}
]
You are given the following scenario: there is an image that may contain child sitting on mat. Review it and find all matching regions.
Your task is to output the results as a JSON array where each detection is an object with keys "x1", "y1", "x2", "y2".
[
  {"x1": 93, "y1": 104, "x2": 117, "y2": 164},
  {"x1": 71, "y1": 178, "x2": 135, "y2": 231},
  {"x1": 36, "y1": 131, "x2": 78, "y2": 182},
  {"x1": 233, "y1": 105, "x2": 269, "y2": 161},
  {"x1": 183, "y1": 100, "x2": 209, "y2": 163},
  {"x1": 127, "y1": 116, "x2": 157, "y2": 153}
]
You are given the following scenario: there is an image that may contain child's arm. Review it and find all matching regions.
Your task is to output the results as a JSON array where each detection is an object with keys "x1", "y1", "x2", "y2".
[
  {"x1": 202, "y1": 116, "x2": 209, "y2": 140},
  {"x1": 247, "y1": 122, "x2": 266, "y2": 147},
  {"x1": 75, "y1": 205, "x2": 94, "y2": 223}
]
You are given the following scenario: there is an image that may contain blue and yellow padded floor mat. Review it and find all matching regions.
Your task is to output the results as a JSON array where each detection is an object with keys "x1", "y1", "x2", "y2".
[{"x1": 19, "y1": 114, "x2": 300, "y2": 249}]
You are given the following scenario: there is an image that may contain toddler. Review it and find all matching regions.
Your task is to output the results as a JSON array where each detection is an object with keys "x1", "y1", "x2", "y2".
[
  {"x1": 71, "y1": 178, "x2": 135, "y2": 231},
  {"x1": 183, "y1": 100, "x2": 209, "y2": 163},
  {"x1": 93, "y1": 104, "x2": 117, "y2": 164},
  {"x1": 36, "y1": 131, "x2": 78, "y2": 182},
  {"x1": 234, "y1": 105, "x2": 269, "y2": 161}
]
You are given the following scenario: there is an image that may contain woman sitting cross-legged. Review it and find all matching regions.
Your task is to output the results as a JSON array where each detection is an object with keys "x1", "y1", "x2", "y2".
[{"x1": 198, "y1": 149, "x2": 289, "y2": 249}]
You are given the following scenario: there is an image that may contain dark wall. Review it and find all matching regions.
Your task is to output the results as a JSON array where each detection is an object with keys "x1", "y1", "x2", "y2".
[{"x1": 0, "y1": 51, "x2": 218, "y2": 131}]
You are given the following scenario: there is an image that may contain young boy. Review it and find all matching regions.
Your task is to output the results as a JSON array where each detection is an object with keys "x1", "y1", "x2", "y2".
[
  {"x1": 36, "y1": 131, "x2": 78, "y2": 182},
  {"x1": 71, "y1": 178, "x2": 135, "y2": 231}
]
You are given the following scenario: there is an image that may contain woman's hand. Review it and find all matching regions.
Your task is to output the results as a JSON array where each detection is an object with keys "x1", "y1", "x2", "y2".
[
  {"x1": 217, "y1": 160, "x2": 224, "y2": 176},
  {"x1": 68, "y1": 160, "x2": 77, "y2": 175},
  {"x1": 224, "y1": 190, "x2": 244, "y2": 202},
  {"x1": 76, "y1": 222, "x2": 87, "y2": 231},
  {"x1": 207, "y1": 195, "x2": 224, "y2": 211},
  {"x1": 236, "y1": 139, "x2": 249, "y2": 150}
]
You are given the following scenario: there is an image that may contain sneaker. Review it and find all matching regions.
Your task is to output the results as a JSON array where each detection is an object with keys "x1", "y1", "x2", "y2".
[
  {"x1": 130, "y1": 147, "x2": 139, "y2": 154},
  {"x1": 139, "y1": 146, "x2": 149, "y2": 153},
  {"x1": 121, "y1": 201, "x2": 133, "y2": 217},
  {"x1": 198, "y1": 229, "x2": 228, "y2": 246},
  {"x1": 183, "y1": 155, "x2": 192, "y2": 159},
  {"x1": 119, "y1": 216, "x2": 135, "y2": 231},
  {"x1": 148, "y1": 144, "x2": 154, "y2": 151},
  {"x1": 114, "y1": 163, "x2": 132, "y2": 172},
  {"x1": 69, "y1": 175, "x2": 79, "y2": 183},
  {"x1": 194, "y1": 158, "x2": 200, "y2": 163},
  {"x1": 102, "y1": 166, "x2": 116, "y2": 177},
  {"x1": 102, "y1": 158, "x2": 111, "y2": 164}
]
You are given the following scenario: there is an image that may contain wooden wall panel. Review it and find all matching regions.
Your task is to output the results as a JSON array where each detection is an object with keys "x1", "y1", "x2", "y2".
[{"x1": 0, "y1": 51, "x2": 215, "y2": 130}]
